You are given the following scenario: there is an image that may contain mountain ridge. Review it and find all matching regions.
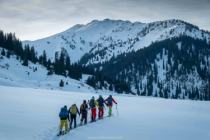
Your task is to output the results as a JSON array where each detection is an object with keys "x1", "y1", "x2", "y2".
[{"x1": 23, "y1": 19, "x2": 210, "y2": 64}]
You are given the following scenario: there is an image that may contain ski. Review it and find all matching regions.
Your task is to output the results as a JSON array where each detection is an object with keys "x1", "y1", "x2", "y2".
[{"x1": 57, "y1": 129, "x2": 70, "y2": 137}]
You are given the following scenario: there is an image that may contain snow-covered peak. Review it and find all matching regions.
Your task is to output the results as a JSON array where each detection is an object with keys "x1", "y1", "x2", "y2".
[{"x1": 23, "y1": 19, "x2": 210, "y2": 64}]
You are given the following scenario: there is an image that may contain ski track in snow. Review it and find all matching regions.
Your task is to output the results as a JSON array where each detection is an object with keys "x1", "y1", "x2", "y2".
[{"x1": 49, "y1": 116, "x2": 114, "y2": 140}]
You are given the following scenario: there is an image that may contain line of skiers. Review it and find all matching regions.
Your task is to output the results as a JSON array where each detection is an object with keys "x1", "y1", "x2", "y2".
[{"x1": 58, "y1": 95, "x2": 117, "y2": 135}]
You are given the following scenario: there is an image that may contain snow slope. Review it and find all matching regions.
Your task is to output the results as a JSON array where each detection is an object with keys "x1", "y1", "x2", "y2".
[
  {"x1": 0, "y1": 49, "x2": 96, "y2": 93},
  {"x1": 1, "y1": 86, "x2": 210, "y2": 140},
  {"x1": 23, "y1": 19, "x2": 210, "y2": 64}
]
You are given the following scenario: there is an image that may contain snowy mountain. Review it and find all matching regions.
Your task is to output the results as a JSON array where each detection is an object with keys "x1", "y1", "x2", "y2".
[
  {"x1": 23, "y1": 19, "x2": 210, "y2": 64},
  {"x1": 2, "y1": 19, "x2": 210, "y2": 100},
  {"x1": 22, "y1": 19, "x2": 210, "y2": 100}
]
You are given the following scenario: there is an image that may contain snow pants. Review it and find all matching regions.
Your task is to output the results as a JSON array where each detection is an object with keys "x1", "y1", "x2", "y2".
[
  {"x1": 108, "y1": 106, "x2": 112, "y2": 116},
  {"x1": 70, "y1": 114, "x2": 77, "y2": 129},
  {"x1": 91, "y1": 108, "x2": 96, "y2": 121},
  {"x1": 98, "y1": 107, "x2": 104, "y2": 119},
  {"x1": 81, "y1": 111, "x2": 87, "y2": 124},
  {"x1": 60, "y1": 119, "x2": 68, "y2": 132}
]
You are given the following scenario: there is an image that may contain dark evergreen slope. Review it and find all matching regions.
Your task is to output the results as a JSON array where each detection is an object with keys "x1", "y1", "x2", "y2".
[{"x1": 84, "y1": 36, "x2": 210, "y2": 100}]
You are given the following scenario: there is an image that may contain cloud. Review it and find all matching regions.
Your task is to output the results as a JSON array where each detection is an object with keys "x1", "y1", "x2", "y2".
[{"x1": 0, "y1": 0, "x2": 209, "y2": 40}]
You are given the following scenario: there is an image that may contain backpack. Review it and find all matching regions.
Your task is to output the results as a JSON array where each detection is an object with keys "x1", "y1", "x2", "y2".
[
  {"x1": 80, "y1": 104, "x2": 87, "y2": 112},
  {"x1": 89, "y1": 99, "x2": 96, "y2": 108},
  {"x1": 59, "y1": 107, "x2": 68, "y2": 119},
  {"x1": 107, "y1": 97, "x2": 113, "y2": 106},
  {"x1": 98, "y1": 97, "x2": 104, "y2": 107},
  {"x1": 70, "y1": 105, "x2": 77, "y2": 115}
]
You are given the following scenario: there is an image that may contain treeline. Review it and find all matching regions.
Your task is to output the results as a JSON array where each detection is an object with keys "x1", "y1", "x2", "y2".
[
  {"x1": 0, "y1": 30, "x2": 83, "y2": 80},
  {"x1": 86, "y1": 70, "x2": 131, "y2": 94},
  {"x1": 0, "y1": 30, "x2": 131, "y2": 93},
  {"x1": 0, "y1": 31, "x2": 23, "y2": 59}
]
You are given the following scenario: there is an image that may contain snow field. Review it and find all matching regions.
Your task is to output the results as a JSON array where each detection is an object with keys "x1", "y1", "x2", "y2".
[{"x1": 0, "y1": 86, "x2": 210, "y2": 140}]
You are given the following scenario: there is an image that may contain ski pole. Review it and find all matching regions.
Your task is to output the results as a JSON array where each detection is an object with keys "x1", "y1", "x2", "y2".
[{"x1": 116, "y1": 104, "x2": 119, "y2": 116}]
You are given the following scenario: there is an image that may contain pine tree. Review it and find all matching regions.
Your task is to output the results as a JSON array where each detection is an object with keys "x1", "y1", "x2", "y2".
[
  {"x1": 65, "y1": 56, "x2": 71, "y2": 70},
  {"x1": 46, "y1": 59, "x2": 52, "y2": 70},
  {"x1": 6, "y1": 51, "x2": 11, "y2": 58},
  {"x1": 175, "y1": 84, "x2": 180, "y2": 99},
  {"x1": 59, "y1": 79, "x2": 64, "y2": 87},
  {"x1": 22, "y1": 57, "x2": 28, "y2": 66},
  {"x1": 109, "y1": 84, "x2": 113, "y2": 91},
  {"x1": 30, "y1": 47, "x2": 37, "y2": 63},
  {"x1": 163, "y1": 88, "x2": 169, "y2": 99},
  {"x1": 42, "y1": 50, "x2": 47, "y2": 67},
  {"x1": 1, "y1": 49, "x2": 5, "y2": 56},
  {"x1": 54, "y1": 52, "x2": 59, "y2": 75},
  {"x1": 59, "y1": 51, "x2": 66, "y2": 76}
]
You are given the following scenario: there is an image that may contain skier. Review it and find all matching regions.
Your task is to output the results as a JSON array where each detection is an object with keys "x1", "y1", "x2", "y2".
[
  {"x1": 105, "y1": 95, "x2": 117, "y2": 117},
  {"x1": 69, "y1": 104, "x2": 80, "y2": 129},
  {"x1": 58, "y1": 105, "x2": 69, "y2": 135},
  {"x1": 89, "y1": 96, "x2": 97, "y2": 122},
  {"x1": 80, "y1": 100, "x2": 88, "y2": 125},
  {"x1": 97, "y1": 95, "x2": 105, "y2": 119}
]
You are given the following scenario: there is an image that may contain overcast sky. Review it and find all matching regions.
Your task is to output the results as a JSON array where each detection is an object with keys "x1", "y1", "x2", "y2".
[{"x1": 0, "y1": 0, "x2": 210, "y2": 40}]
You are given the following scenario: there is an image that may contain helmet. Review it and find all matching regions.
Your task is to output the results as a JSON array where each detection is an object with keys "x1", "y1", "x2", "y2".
[{"x1": 92, "y1": 96, "x2": 95, "y2": 99}]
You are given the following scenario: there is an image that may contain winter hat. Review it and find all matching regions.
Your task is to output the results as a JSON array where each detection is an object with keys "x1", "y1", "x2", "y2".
[{"x1": 64, "y1": 105, "x2": 67, "y2": 109}]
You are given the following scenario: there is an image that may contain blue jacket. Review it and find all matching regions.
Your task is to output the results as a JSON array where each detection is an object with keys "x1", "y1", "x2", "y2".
[{"x1": 59, "y1": 107, "x2": 69, "y2": 120}]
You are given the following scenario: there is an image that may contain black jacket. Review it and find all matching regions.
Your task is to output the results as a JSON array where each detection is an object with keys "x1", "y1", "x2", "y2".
[
  {"x1": 97, "y1": 97, "x2": 105, "y2": 107},
  {"x1": 80, "y1": 103, "x2": 88, "y2": 113}
]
